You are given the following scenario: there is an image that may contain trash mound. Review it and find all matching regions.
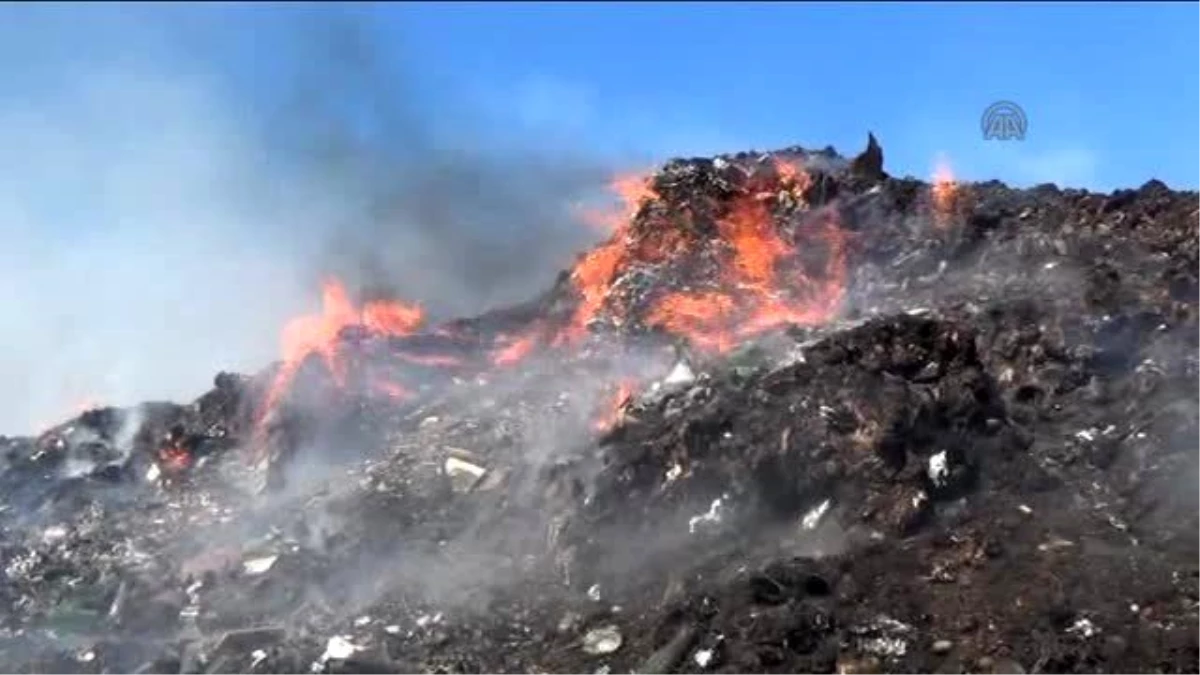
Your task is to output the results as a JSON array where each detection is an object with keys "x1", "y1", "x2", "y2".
[{"x1": 0, "y1": 137, "x2": 1196, "y2": 674}]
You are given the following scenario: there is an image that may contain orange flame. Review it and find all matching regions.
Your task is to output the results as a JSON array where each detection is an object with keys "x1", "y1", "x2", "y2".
[
  {"x1": 610, "y1": 173, "x2": 658, "y2": 218},
  {"x1": 771, "y1": 157, "x2": 812, "y2": 198},
  {"x1": 774, "y1": 157, "x2": 801, "y2": 185},
  {"x1": 255, "y1": 278, "x2": 425, "y2": 445},
  {"x1": 158, "y1": 442, "x2": 192, "y2": 475},
  {"x1": 556, "y1": 171, "x2": 659, "y2": 345},
  {"x1": 492, "y1": 328, "x2": 541, "y2": 367},
  {"x1": 646, "y1": 167, "x2": 847, "y2": 353},
  {"x1": 593, "y1": 379, "x2": 637, "y2": 432},
  {"x1": 573, "y1": 172, "x2": 656, "y2": 236},
  {"x1": 252, "y1": 156, "x2": 850, "y2": 459},
  {"x1": 931, "y1": 155, "x2": 958, "y2": 229}
]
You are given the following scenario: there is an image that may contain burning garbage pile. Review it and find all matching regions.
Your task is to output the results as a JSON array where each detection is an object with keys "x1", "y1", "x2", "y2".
[{"x1": 0, "y1": 136, "x2": 1196, "y2": 674}]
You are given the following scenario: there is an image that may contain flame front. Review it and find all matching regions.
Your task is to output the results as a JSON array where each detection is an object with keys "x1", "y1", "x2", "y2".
[
  {"x1": 553, "y1": 159, "x2": 846, "y2": 354},
  {"x1": 255, "y1": 278, "x2": 425, "y2": 446},
  {"x1": 253, "y1": 155, "x2": 851, "y2": 459},
  {"x1": 931, "y1": 156, "x2": 959, "y2": 229},
  {"x1": 555, "y1": 171, "x2": 658, "y2": 345},
  {"x1": 492, "y1": 328, "x2": 541, "y2": 367},
  {"x1": 645, "y1": 159, "x2": 847, "y2": 353},
  {"x1": 575, "y1": 172, "x2": 657, "y2": 236},
  {"x1": 593, "y1": 379, "x2": 637, "y2": 432}
]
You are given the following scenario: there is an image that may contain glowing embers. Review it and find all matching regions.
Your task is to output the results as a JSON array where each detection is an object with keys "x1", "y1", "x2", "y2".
[{"x1": 560, "y1": 158, "x2": 848, "y2": 354}]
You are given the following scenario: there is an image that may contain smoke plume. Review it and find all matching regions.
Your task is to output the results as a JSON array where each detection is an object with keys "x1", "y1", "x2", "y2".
[{"x1": 0, "y1": 7, "x2": 616, "y2": 435}]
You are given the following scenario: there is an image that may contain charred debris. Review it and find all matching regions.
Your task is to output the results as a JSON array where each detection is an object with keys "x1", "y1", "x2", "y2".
[{"x1": 0, "y1": 136, "x2": 1196, "y2": 674}]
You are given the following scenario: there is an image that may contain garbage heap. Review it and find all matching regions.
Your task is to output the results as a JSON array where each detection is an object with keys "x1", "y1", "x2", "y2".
[{"x1": 0, "y1": 136, "x2": 1195, "y2": 674}]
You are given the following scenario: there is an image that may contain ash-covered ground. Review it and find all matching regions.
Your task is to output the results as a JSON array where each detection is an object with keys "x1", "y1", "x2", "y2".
[{"x1": 0, "y1": 138, "x2": 1196, "y2": 674}]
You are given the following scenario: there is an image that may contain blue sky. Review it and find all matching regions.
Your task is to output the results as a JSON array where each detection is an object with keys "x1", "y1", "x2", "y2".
[
  {"x1": 395, "y1": 1, "x2": 1200, "y2": 191},
  {"x1": 2, "y1": 2, "x2": 1197, "y2": 191}
]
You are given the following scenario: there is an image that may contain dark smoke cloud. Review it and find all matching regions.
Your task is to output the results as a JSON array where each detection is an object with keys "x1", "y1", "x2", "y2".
[{"x1": 260, "y1": 10, "x2": 615, "y2": 318}]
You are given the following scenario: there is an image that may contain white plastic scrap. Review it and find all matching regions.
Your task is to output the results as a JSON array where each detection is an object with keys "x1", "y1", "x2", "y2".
[
  {"x1": 871, "y1": 616, "x2": 914, "y2": 634},
  {"x1": 688, "y1": 496, "x2": 726, "y2": 534},
  {"x1": 927, "y1": 451, "x2": 949, "y2": 488},
  {"x1": 42, "y1": 525, "x2": 68, "y2": 544},
  {"x1": 1067, "y1": 617, "x2": 1099, "y2": 638},
  {"x1": 415, "y1": 612, "x2": 443, "y2": 628},
  {"x1": 587, "y1": 584, "x2": 602, "y2": 602},
  {"x1": 5, "y1": 547, "x2": 38, "y2": 578},
  {"x1": 183, "y1": 579, "x2": 203, "y2": 617},
  {"x1": 582, "y1": 624, "x2": 623, "y2": 655},
  {"x1": 251, "y1": 650, "x2": 267, "y2": 668},
  {"x1": 242, "y1": 555, "x2": 278, "y2": 575},
  {"x1": 311, "y1": 636, "x2": 361, "y2": 672},
  {"x1": 318, "y1": 635, "x2": 351, "y2": 655},
  {"x1": 663, "y1": 361, "x2": 696, "y2": 386},
  {"x1": 694, "y1": 649, "x2": 714, "y2": 668},
  {"x1": 861, "y1": 636, "x2": 908, "y2": 657},
  {"x1": 801, "y1": 499, "x2": 831, "y2": 531},
  {"x1": 444, "y1": 457, "x2": 487, "y2": 480},
  {"x1": 855, "y1": 615, "x2": 914, "y2": 658},
  {"x1": 911, "y1": 491, "x2": 928, "y2": 509},
  {"x1": 783, "y1": 345, "x2": 808, "y2": 365},
  {"x1": 179, "y1": 605, "x2": 200, "y2": 619},
  {"x1": 664, "y1": 463, "x2": 683, "y2": 484},
  {"x1": 146, "y1": 463, "x2": 161, "y2": 483}
]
